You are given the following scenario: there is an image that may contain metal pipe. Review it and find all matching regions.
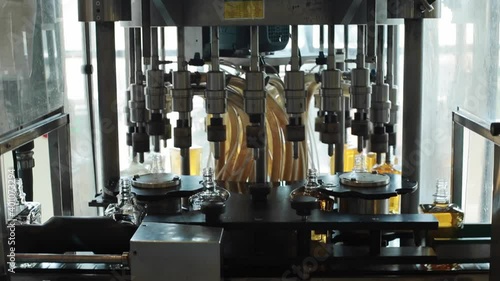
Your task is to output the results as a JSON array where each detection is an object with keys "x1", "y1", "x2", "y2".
[
  {"x1": 82, "y1": 22, "x2": 98, "y2": 192},
  {"x1": 327, "y1": 25, "x2": 336, "y2": 69},
  {"x1": 492, "y1": 144, "x2": 500, "y2": 279},
  {"x1": 376, "y1": 26, "x2": 385, "y2": 85},
  {"x1": 393, "y1": 26, "x2": 400, "y2": 87},
  {"x1": 178, "y1": 27, "x2": 186, "y2": 71},
  {"x1": 319, "y1": 25, "x2": 325, "y2": 54},
  {"x1": 401, "y1": 19, "x2": 423, "y2": 214},
  {"x1": 357, "y1": 25, "x2": 365, "y2": 66},
  {"x1": 135, "y1": 28, "x2": 143, "y2": 83},
  {"x1": 291, "y1": 25, "x2": 299, "y2": 71},
  {"x1": 141, "y1": 0, "x2": 151, "y2": 65},
  {"x1": 250, "y1": 26, "x2": 259, "y2": 71},
  {"x1": 387, "y1": 26, "x2": 394, "y2": 87},
  {"x1": 128, "y1": 28, "x2": 136, "y2": 85},
  {"x1": 211, "y1": 26, "x2": 220, "y2": 71},
  {"x1": 96, "y1": 22, "x2": 120, "y2": 196},
  {"x1": 151, "y1": 27, "x2": 158, "y2": 69},
  {"x1": 15, "y1": 253, "x2": 128, "y2": 265},
  {"x1": 160, "y1": 27, "x2": 166, "y2": 71}
]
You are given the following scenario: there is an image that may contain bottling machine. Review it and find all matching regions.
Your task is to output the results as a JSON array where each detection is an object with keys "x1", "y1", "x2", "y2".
[{"x1": 0, "y1": 0, "x2": 499, "y2": 280}]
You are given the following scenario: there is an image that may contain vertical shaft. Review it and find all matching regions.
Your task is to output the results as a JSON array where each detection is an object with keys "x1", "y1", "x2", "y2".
[
  {"x1": 250, "y1": 26, "x2": 260, "y2": 71},
  {"x1": 401, "y1": 19, "x2": 424, "y2": 214},
  {"x1": 96, "y1": 22, "x2": 120, "y2": 196},
  {"x1": 376, "y1": 26, "x2": 385, "y2": 86},
  {"x1": 291, "y1": 25, "x2": 300, "y2": 71},
  {"x1": 211, "y1": 26, "x2": 220, "y2": 71},
  {"x1": 387, "y1": 26, "x2": 394, "y2": 87},
  {"x1": 330, "y1": 25, "x2": 345, "y2": 174},
  {"x1": 178, "y1": 27, "x2": 186, "y2": 71},
  {"x1": 129, "y1": 28, "x2": 136, "y2": 85},
  {"x1": 135, "y1": 28, "x2": 143, "y2": 83}
]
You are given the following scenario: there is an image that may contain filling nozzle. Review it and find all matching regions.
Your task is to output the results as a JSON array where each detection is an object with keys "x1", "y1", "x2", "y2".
[
  {"x1": 129, "y1": 28, "x2": 149, "y2": 162},
  {"x1": 206, "y1": 26, "x2": 227, "y2": 160},
  {"x1": 145, "y1": 27, "x2": 167, "y2": 153},
  {"x1": 350, "y1": 25, "x2": 372, "y2": 153},
  {"x1": 173, "y1": 27, "x2": 194, "y2": 175},
  {"x1": 370, "y1": 26, "x2": 391, "y2": 162},
  {"x1": 318, "y1": 25, "x2": 344, "y2": 172},
  {"x1": 244, "y1": 26, "x2": 267, "y2": 183},
  {"x1": 285, "y1": 25, "x2": 306, "y2": 160}
]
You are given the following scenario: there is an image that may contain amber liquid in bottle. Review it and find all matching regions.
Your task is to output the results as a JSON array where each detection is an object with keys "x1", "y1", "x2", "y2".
[
  {"x1": 372, "y1": 152, "x2": 401, "y2": 214},
  {"x1": 419, "y1": 179, "x2": 464, "y2": 271}
]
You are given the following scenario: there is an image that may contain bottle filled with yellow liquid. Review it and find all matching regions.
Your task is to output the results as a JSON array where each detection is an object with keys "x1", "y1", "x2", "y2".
[
  {"x1": 372, "y1": 152, "x2": 401, "y2": 214},
  {"x1": 420, "y1": 179, "x2": 464, "y2": 270},
  {"x1": 419, "y1": 179, "x2": 464, "y2": 236}
]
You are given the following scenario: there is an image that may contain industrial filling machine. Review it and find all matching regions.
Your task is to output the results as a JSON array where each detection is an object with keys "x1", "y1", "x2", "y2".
[{"x1": 0, "y1": 0, "x2": 499, "y2": 280}]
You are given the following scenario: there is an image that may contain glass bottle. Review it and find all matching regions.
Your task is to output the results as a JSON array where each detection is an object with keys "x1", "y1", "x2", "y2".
[
  {"x1": 8, "y1": 179, "x2": 42, "y2": 225},
  {"x1": 189, "y1": 167, "x2": 229, "y2": 211},
  {"x1": 420, "y1": 179, "x2": 464, "y2": 235},
  {"x1": 121, "y1": 152, "x2": 149, "y2": 178},
  {"x1": 372, "y1": 151, "x2": 402, "y2": 214},
  {"x1": 149, "y1": 152, "x2": 165, "y2": 174},
  {"x1": 290, "y1": 168, "x2": 334, "y2": 243},
  {"x1": 105, "y1": 178, "x2": 144, "y2": 225},
  {"x1": 420, "y1": 179, "x2": 464, "y2": 271}
]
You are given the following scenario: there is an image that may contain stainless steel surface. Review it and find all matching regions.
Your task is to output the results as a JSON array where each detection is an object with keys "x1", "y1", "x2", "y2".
[
  {"x1": 78, "y1": 0, "x2": 131, "y2": 22},
  {"x1": 15, "y1": 253, "x2": 128, "y2": 265},
  {"x1": 95, "y1": 22, "x2": 120, "y2": 196},
  {"x1": 401, "y1": 19, "x2": 423, "y2": 214},
  {"x1": 48, "y1": 124, "x2": 74, "y2": 216},
  {"x1": 453, "y1": 110, "x2": 500, "y2": 146},
  {"x1": 388, "y1": 0, "x2": 441, "y2": 19},
  {"x1": 339, "y1": 172, "x2": 390, "y2": 187},
  {"x1": 451, "y1": 120, "x2": 464, "y2": 207},
  {"x1": 0, "y1": 113, "x2": 68, "y2": 155},
  {"x1": 339, "y1": 197, "x2": 390, "y2": 214},
  {"x1": 131, "y1": 173, "x2": 180, "y2": 189},
  {"x1": 130, "y1": 222, "x2": 223, "y2": 281},
  {"x1": 492, "y1": 144, "x2": 500, "y2": 279},
  {"x1": 125, "y1": 0, "x2": 372, "y2": 27}
]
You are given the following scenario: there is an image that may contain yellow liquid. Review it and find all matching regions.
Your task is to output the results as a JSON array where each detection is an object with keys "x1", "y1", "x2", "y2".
[
  {"x1": 419, "y1": 203, "x2": 464, "y2": 236},
  {"x1": 169, "y1": 147, "x2": 203, "y2": 175},
  {"x1": 419, "y1": 203, "x2": 464, "y2": 271},
  {"x1": 372, "y1": 162, "x2": 402, "y2": 214}
]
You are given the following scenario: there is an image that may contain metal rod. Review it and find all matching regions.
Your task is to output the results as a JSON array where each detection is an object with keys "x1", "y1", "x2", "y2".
[
  {"x1": 135, "y1": 28, "x2": 143, "y2": 83},
  {"x1": 376, "y1": 25, "x2": 385, "y2": 85},
  {"x1": 128, "y1": 28, "x2": 136, "y2": 85},
  {"x1": 401, "y1": 19, "x2": 423, "y2": 214},
  {"x1": 451, "y1": 120, "x2": 464, "y2": 206},
  {"x1": 181, "y1": 148, "x2": 191, "y2": 175},
  {"x1": 96, "y1": 22, "x2": 120, "y2": 196},
  {"x1": 211, "y1": 26, "x2": 220, "y2": 71},
  {"x1": 357, "y1": 25, "x2": 365, "y2": 66},
  {"x1": 256, "y1": 142, "x2": 267, "y2": 183},
  {"x1": 393, "y1": 26, "x2": 400, "y2": 86},
  {"x1": 291, "y1": 25, "x2": 299, "y2": 71},
  {"x1": 387, "y1": 26, "x2": 394, "y2": 87},
  {"x1": 250, "y1": 26, "x2": 259, "y2": 72},
  {"x1": 15, "y1": 253, "x2": 127, "y2": 265},
  {"x1": 491, "y1": 145, "x2": 500, "y2": 279},
  {"x1": 178, "y1": 27, "x2": 186, "y2": 71},
  {"x1": 82, "y1": 22, "x2": 98, "y2": 193},
  {"x1": 141, "y1": 0, "x2": 151, "y2": 65},
  {"x1": 327, "y1": 25, "x2": 336, "y2": 69},
  {"x1": 160, "y1": 27, "x2": 166, "y2": 71},
  {"x1": 319, "y1": 25, "x2": 325, "y2": 54},
  {"x1": 151, "y1": 27, "x2": 158, "y2": 69}
]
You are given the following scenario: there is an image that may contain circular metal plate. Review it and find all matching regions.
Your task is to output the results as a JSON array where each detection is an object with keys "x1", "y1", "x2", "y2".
[
  {"x1": 132, "y1": 173, "x2": 181, "y2": 189},
  {"x1": 339, "y1": 172, "x2": 390, "y2": 187}
]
